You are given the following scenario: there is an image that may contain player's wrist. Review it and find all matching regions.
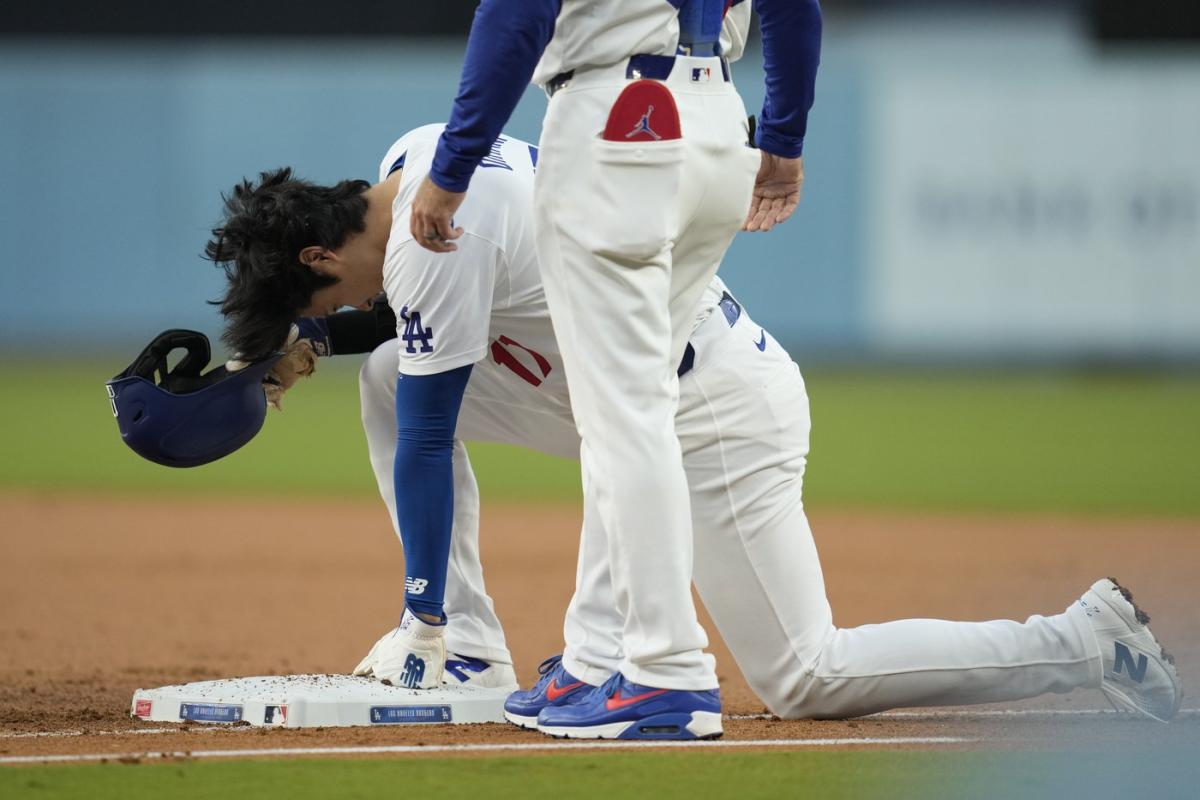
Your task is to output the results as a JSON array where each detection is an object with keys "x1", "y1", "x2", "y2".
[
  {"x1": 427, "y1": 171, "x2": 471, "y2": 196},
  {"x1": 755, "y1": 125, "x2": 804, "y2": 159},
  {"x1": 295, "y1": 317, "x2": 332, "y2": 356},
  {"x1": 402, "y1": 604, "x2": 447, "y2": 633}
]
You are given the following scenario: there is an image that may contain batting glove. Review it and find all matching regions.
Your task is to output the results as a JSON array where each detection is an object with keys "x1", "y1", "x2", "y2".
[{"x1": 352, "y1": 607, "x2": 446, "y2": 689}]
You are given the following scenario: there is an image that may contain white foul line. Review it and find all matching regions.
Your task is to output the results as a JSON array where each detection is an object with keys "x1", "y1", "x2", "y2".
[
  {"x1": 4, "y1": 710, "x2": 1195, "y2": 743},
  {"x1": 727, "y1": 708, "x2": 1200, "y2": 721},
  {"x1": 2, "y1": 710, "x2": 1190, "y2": 743},
  {"x1": 0, "y1": 736, "x2": 972, "y2": 765}
]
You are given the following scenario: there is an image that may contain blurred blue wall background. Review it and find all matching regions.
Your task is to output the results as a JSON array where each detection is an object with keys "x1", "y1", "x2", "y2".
[{"x1": 1, "y1": 8, "x2": 1197, "y2": 363}]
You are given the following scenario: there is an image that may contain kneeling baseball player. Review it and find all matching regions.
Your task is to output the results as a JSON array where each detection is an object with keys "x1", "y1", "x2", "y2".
[{"x1": 196, "y1": 123, "x2": 1180, "y2": 739}]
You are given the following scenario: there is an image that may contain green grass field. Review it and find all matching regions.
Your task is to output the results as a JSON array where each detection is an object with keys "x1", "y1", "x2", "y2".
[
  {"x1": 3, "y1": 361, "x2": 1197, "y2": 515},
  {"x1": 4, "y1": 750, "x2": 1199, "y2": 800}
]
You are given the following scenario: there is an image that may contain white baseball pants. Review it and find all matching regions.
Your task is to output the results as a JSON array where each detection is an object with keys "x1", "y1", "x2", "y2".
[
  {"x1": 359, "y1": 302, "x2": 1102, "y2": 717},
  {"x1": 530, "y1": 56, "x2": 762, "y2": 689}
]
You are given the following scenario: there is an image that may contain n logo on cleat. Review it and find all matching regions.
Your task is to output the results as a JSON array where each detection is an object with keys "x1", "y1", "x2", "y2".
[{"x1": 1113, "y1": 642, "x2": 1148, "y2": 683}]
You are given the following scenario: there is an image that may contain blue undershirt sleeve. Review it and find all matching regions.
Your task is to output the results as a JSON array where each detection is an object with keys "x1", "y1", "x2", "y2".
[
  {"x1": 393, "y1": 364, "x2": 473, "y2": 619},
  {"x1": 430, "y1": 0, "x2": 560, "y2": 193},
  {"x1": 754, "y1": 0, "x2": 823, "y2": 158}
]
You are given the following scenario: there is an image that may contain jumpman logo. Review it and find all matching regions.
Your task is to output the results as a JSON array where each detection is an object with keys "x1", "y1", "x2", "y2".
[{"x1": 625, "y1": 106, "x2": 662, "y2": 140}]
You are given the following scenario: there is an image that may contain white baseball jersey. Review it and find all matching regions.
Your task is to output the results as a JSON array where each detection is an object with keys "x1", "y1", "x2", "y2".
[
  {"x1": 378, "y1": 125, "x2": 566, "y2": 399},
  {"x1": 532, "y1": 0, "x2": 752, "y2": 86},
  {"x1": 532, "y1": 1, "x2": 680, "y2": 86},
  {"x1": 378, "y1": 123, "x2": 724, "y2": 401}
]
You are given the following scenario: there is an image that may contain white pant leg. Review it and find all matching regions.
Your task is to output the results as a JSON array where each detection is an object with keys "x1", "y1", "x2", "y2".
[
  {"x1": 533, "y1": 69, "x2": 756, "y2": 690},
  {"x1": 359, "y1": 341, "x2": 511, "y2": 664},
  {"x1": 678, "y1": 316, "x2": 1102, "y2": 718},
  {"x1": 454, "y1": 355, "x2": 628, "y2": 682},
  {"x1": 561, "y1": 451, "x2": 626, "y2": 687},
  {"x1": 455, "y1": 361, "x2": 624, "y2": 687}
]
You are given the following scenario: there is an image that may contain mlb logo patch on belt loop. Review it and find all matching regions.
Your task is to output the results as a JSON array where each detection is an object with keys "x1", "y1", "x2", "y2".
[
  {"x1": 603, "y1": 80, "x2": 682, "y2": 142},
  {"x1": 691, "y1": 66, "x2": 713, "y2": 83}
]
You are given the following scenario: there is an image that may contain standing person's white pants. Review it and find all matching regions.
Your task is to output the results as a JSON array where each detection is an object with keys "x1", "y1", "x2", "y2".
[
  {"x1": 530, "y1": 56, "x2": 761, "y2": 689},
  {"x1": 359, "y1": 294, "x2": 1102, "y2": 717}
]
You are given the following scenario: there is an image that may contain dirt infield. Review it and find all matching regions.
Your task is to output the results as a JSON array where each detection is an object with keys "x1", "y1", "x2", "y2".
[{"x1": 1, "y1": 492, "x2": 1197, "y2": 760}]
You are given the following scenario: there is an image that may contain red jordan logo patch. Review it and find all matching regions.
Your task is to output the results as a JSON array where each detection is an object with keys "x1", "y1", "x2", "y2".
[{"x1": 603, "y1": 81, "x2": 681, "y2": 142}]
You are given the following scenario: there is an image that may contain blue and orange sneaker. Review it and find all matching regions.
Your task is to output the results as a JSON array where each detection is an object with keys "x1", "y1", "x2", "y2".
[
  {"x1": 503, "y1": 655, "x2": 590, "y2": 729},
  {"x1": 536, "y1": 672, "x2": 722, "y2": 740}
]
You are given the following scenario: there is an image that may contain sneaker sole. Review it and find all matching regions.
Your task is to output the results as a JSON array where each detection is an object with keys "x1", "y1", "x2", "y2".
[
  {"x1": 503, "y1": 710, "x2": 540, "y2": 730},
  {"x1": 538, "y1": 710, "x2": 723, "y2": 741}
]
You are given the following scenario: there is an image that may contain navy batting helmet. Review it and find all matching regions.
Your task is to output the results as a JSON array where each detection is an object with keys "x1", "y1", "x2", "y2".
[{"x1": 106, "y1": 329, "x2": 282, "y2": 468}]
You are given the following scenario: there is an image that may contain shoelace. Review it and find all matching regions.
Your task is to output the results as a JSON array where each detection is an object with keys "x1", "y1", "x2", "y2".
[
  {"x1": 533, "y1": 655, "x2": 565, "y2": 692},
  {"x1": 537, "y1": 655, "x2": 564, "y2": 673},
  {"x1": 600, "y1": 671, "x2": 625, "y2": 699}
]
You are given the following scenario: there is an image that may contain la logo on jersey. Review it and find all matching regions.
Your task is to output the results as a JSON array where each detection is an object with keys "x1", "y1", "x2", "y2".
[{"x1": 400, "y1": 306, "x2": 434, "y2": 354}]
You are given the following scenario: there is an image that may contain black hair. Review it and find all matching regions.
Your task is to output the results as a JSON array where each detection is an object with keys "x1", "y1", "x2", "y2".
[{"x1": 204, "y1": 168, "x2": 371, "y2": 361}]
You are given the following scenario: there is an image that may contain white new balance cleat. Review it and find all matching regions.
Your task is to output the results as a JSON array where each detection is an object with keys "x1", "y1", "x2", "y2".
[{"x1": 1076, "y1": 577, "x2": 1182, "y2": 722}]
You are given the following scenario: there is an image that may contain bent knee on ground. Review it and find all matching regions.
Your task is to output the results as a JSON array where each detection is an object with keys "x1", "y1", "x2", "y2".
[{"x1": 739, "y1": 644, "x2": 869, "y2": 721}]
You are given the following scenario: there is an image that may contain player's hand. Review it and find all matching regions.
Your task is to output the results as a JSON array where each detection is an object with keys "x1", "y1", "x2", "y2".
[
  {"x1": 742, "y1": 153, "x2": 804, "y2": 233},
  {"x1": 262, "y1": 322, "x2": 323, "y2": 411},
  {"x1": 410, "y1": 176, "x2": 466, "y2": 253},
  {"x1": 352, "y1": 608, "x2": 446, "y2": 689}
]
